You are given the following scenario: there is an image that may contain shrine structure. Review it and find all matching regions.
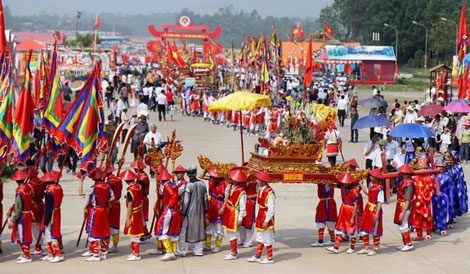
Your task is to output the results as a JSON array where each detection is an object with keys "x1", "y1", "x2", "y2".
[{"x1": 146, "y1": 16, "x2": 223, "y2": 64}]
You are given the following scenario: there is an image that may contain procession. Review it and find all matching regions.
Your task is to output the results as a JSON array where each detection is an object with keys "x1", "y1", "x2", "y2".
[{"x1": 0, "y1": 0, "x2": 470, "y2": 273}]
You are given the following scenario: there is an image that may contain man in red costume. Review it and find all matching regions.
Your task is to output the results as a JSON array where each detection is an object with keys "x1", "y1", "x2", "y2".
[
  {"x1": 326, "y1": 173, "x2": 359, "y2": 254},
  {"x1": 220, "y1": 167, "x2": 247, "y2": 260},
  {"x1": 105, "y1": 166, "x2": 123, "y2": 253},
  {"x1": 201, "y1": 167, "x2": 227, "y2": 253},
  {"x1": 120, "y1": 169, "x2": 145, "y2": 261},
  {"x1": 131, "y1": 160, "x2": 150, "y2": 240},
  {"x1": 8, "y1": 169, "x2": 34, "y2": 263},
  {"x1": 83, "y1": 168, "x2": 115, "y2": 262},
  {"x1": 411, "y1": 160, "x2": 434, "y2": 241},
  {"x1": 24, "y1": 167, "x2": 46, "y2": 256},
  {"x1": 311, "y1": 182, "x2": 337, "y2": 247},
  {"x1": 394, "y1": 164, "x2": 415, "y2": 251},
  {"x1": 39, "y1": 171, "x2": 64, "y2": 263},
  {"x1": 154, "y1": 168, "x2": 183, "y2": 261},
  {"x1": 357, "y1": 168, "x2": 384, "y2": 256},
  {"x1": 247, "y1": 172, "x2": 275, "y2": 264},
  {"x1": 240, "y1": 177, "x2": 257, "y2": 248}
]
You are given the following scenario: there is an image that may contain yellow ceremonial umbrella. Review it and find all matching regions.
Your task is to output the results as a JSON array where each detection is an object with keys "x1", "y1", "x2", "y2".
[{"x1": 209, "y1": 91, "x2": 272, "y2": 164}]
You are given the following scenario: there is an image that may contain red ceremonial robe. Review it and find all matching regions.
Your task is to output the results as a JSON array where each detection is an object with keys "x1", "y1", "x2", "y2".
[
  {"x1": 43, "y1": 183, "x2": 63, "y2": 239},
  {"x1": 87, "y1": 182, "x2": 112, "y2": 239},
  {"x1": 124, "y1": 183, "x2": 145, "y2": 237},
  {"x1": 107, "y1": 175, "x2": 122, "y2": 230},
  {"x1": 394, "y1": 178, "x2": 414, "y2": 225},
  {"x1": 222, "y1": 185, "x2": 246, "y2": 232},
  {"x1": 315, "y1": 184, "x2": 337, "y2": 222},
  {"x1": 411, "y1": 175, "x2": 434, "y2": 230},
  {"x1": 335, "y1": 185, "x2": 359, "y2": 235},
  {"x1": 358, "y1": 183, "x2": 383, "y2": 235},
  {"x1": 255, "y1": 185, "x2": 275, "y2": 231},
  {"x1": 243, "y1": 182, "x2": 257, "y2": 229},
  {"x1": 12, "y1": 184, "x2": 33, "y2": 244},
  {"x1": 207, "y1": 178, "x2": 227, "y2": 223},
  {"x1": 154, "y1": 181, "x2": 183, "y2": 236}
]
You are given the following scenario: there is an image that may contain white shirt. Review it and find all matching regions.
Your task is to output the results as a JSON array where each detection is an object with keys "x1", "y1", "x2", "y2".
[
  {"x1": 157, "y1": 93, "x2": 167, "y2": 105},
  {"x1": 372, "y1": 149, "x2": 386, "y2": 168},
  {"x1": 364, "y1": 141, "x2": 379, "y2": 160},
  {"x1": 336, "y1": 98, "x2": 348, "y2": 111},
  {"x1": 392, "y1": 151, "x2": 406, "y2": 168},
  {"x1": 143, "y1": 131, "x2": 162, "y2": 150},
  {"x1": 143, "y1": 87, "x2": 149, "y2": 96},
  {"x1": 386, "y1": 139, "x2": 399, "y2": 160},
  {"x1": 404, "y1": 111, "x2": 418, "y2": 124},
  {"x1": 441, "y1": 132, "x2": 451, "y2": 145},
  {"x1": 259, "y1": 185, "x2": 275, "y2": 224},
  {"x1": 136, "y1": 103, "x2": 148, "y2": 115}
]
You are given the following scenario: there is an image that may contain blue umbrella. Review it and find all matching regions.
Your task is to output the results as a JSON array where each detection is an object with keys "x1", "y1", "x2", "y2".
[
  {"x1": 352, "y1": 115, "x2": 391, "y2": 130},
  {"x1": 388, "y1": 124, "x2": 435, "y2": 138},
  {"x1": 360, "y1": 98, "x2": 384, "y2": 108}
]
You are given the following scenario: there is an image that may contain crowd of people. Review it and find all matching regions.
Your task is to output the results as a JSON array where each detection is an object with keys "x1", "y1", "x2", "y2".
[{"x1": 2, "y1": 62, "x2": 468, "y2": 265}]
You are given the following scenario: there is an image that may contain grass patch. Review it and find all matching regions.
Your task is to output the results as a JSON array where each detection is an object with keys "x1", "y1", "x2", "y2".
[{"x1": 355, "y1": 78, "x2": 429, "y2": 92}]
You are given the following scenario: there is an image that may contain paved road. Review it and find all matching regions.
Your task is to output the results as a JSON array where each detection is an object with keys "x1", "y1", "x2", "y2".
[{"x1": 0, "y1": 90, "x2": 468, "y2": 274}]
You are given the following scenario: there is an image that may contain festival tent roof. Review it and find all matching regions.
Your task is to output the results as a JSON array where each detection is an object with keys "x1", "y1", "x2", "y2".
[
  {"x1": 16, "y1": 40, "x2": 47, "y2": 51},
  {"x1": 16, "y1": 32, "x2": 65, "y2": 45}
]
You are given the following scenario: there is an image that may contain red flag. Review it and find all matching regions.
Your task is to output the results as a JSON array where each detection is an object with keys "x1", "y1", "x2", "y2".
[
  {"x1": 459, "y1": 4, "x2": 468, "y2": 59},
  {"x1": 167, "y1": 41, "x2": 186, "y2": 68},
  {"x1": 325, "y1": 24, "x2": 334, "y2": 36},
  {"x1": 344, "y1": 62, "x2": 353, "y2": 74},
  {"x1": 192, "y1": 45, "x2": 197, "y2": 63},
  {"x1": 292, "y1": 25, "x2": 305, "y2": 39},
  {"x1": 303, "y1": 37, "x2": 313, "y2": 89},
  {"x1": 322, "y1": 34, "x2": 327, "y2": 41},
  {"x1": 94, "y1": 15, "x2": 101, "y2": 30},
  {"x1": 459, "y1": 64, "x2": 468, "y2": 99},
  {"x1": 0, "y1": 0, "x2": 6, "y2": 51},
  {"x1": 396, "y1": 64, "x2": 400, "y2": 76}
]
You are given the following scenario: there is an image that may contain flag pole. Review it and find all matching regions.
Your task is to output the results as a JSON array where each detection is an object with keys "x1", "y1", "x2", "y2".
[{"x1": 239, "y1": 111, "x2": 245, "y2": 164}]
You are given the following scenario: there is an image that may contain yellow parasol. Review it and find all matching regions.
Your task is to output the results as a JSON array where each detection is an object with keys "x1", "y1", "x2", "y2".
[
  {"x1": 191, "y1": 63, "x2": 211, "y2": 68},
  {"x1": 208, "y1": 91, "x2": 271, "y2": 111},
  {"x1": 208, "y1": 91, "x2": 272, "y2": 164}
]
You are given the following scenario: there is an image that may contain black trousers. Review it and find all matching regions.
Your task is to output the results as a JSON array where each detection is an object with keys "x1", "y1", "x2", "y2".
[
  {"x1": 338, "y1": 109, "x2": 346, "y2": 127},
  {"x1": 327, "y1": 156, "x2": 337, "y2": 167},
  {"x1": 157, "y1": 104, "x2": 166, "y2": 121},
  {"x1": 351, "y1": 128, "x2": 358, "y2": 142}
]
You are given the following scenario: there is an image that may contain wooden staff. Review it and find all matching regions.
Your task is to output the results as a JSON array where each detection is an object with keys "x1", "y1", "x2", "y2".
[
  {"x1": 0, "y1": 218, "x2": 8, "y2": 235},
  {"x1": 429, "y1": 148, "x2": 440, "y2": 195},
  {"x1": 116, "y1": 124, "x2": 138, "y2": 175},
  {"x1": 76, "y1": 212, "x2": 87, "y2": 247},
  {"x1": 101, "y1": 121, "x2": 126, "y2": 169}
]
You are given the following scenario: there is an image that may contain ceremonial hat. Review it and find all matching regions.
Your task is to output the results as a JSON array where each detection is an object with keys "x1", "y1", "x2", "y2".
[
  {"x1": 11, "y1": 169, "x2": 29, "y2": 181},
  {"x1": 254, "y1": 171, "x2": 271, "y2": 183},
  {"x1": 119, "y1": 169, "x2": 137, "y2": 181},
  {"x1": 88, "y1": 168, "x2": 107, "y2": 180},
  {"x1": 157, "y1": 169, "x2": 173, "y2": 181},
  {"x1": 368, "y1": 168, "x2": 384, "y2": 179},
  {"x1": 103, "y1": 166, "x2": 115, "y2": 174},
  {"x1": 345, "y1": 159, "x2": 359, "y2": 168},
  {"x1": 464, "y1": 120, "x2": 470, "y2": 127},
  {"x1": 107, "y1": 175, "x2": 122, "y2": 184},
  {"x1": 24, "y1": 166, "x2": 39, "y2": 178},
  {"x1": 229, "y1": 169, "x2": 247, "y2": 183},
  {"x1": 173, "y1": 165, "x2": 186, "y2": 173},
  {"x1": 435, "y1": 154, "x2": 447, "y2": 167},
  {"x1": 130, "y1": 161, "x2": 147, "y2": 170},
  {"x1": 338, "y1": 173, "x2": 356, "y2": 184},
  {"x1": 445, "y1": 152, "x2": 455, "y2": 164},
  {"x1": 397, "y1": 164, "x2": 414, "y2": 174},
  {"x1": 208, "y1": 167, "x2": 223, "y2": 178},
  {"x1": 40, "y1": 171, "x2": 61, "y2": 182},
  {"x1": 408, "y1": 158, "x2": 418, "y2": 170}
]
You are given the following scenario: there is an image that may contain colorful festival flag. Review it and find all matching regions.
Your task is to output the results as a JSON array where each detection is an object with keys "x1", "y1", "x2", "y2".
[
  {"x1": 167, "y1": 41, "x2": 186, "y2": 68},
  {"x1": 12, "y1": 77, "x2": 35, "y2": 164},
  {"x1": 260, "y1": 54, "x2": 270, "y2": 94},
  {"x1": 95, "y1": 14, "x2": 101, "y2": 30},
  {"x1": 53, "y1": 64, "x2": 108, "y2": 174},
  {"x1": 0, "y1": 70, "x2": 12, "y2": 161},
  {"x1": 43, "y1": 42, "x2": 63, "y2": 134}
]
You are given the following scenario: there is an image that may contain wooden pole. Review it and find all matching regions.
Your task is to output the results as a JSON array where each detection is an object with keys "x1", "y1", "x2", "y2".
[{"x1": 239, "y1": 110, "x2": 245, "y2": 164}]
